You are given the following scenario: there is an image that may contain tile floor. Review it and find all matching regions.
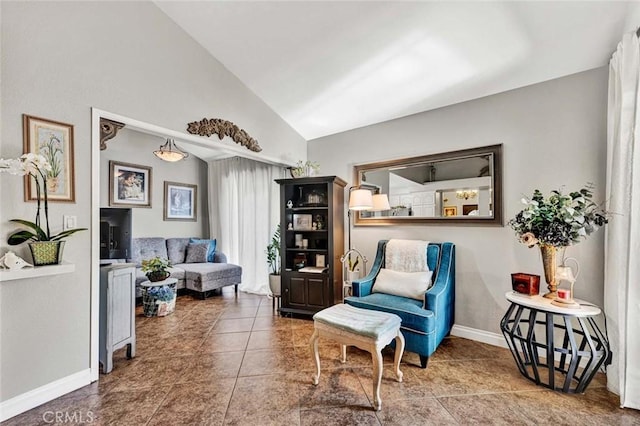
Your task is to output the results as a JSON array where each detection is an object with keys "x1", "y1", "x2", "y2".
[{"x1": 4, "y1": 289, "x2": 639, "y2": 425}]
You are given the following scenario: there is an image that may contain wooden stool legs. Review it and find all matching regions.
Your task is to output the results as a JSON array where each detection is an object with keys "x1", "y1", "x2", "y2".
[{"x1": 309, "y1": 327, "x2": 404, "y2": 411}]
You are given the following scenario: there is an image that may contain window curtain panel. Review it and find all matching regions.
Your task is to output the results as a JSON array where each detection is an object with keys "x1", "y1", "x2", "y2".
[
  {"x1": 605, "y1": 30, "x2": 640, "y2": 409},
  {"x1": 208, "y1": 157, "x2": 283, "y2": 295}
]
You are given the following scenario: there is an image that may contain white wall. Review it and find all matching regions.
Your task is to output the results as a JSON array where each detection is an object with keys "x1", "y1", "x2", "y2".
[
  {"x1": 309, "y1": 67, "x2": 608, "y2": 334},
  {"x1": 0, "y1": 1, "x2": 305, "y2": 406},
  {"x1": 100, "y1": 129, "x2": 209, "y2": 238}
]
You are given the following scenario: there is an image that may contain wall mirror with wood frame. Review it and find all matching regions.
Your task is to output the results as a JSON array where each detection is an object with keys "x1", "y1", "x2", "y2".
[{"x1": 353, "y1": 144, "x2": 503, "y2": 226}]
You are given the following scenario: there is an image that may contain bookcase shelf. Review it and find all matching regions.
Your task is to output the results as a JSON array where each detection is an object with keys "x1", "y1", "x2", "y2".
[{"x1": 276, "y1": 176, "x2": 346, "y2": 315}]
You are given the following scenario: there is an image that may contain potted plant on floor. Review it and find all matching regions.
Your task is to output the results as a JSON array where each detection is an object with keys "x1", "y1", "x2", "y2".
[
  {"x1": 141, "y1": 256, "x2": 171, "y2": 282},
  {"x1": 266, "y1": 224, "x2": 281, "y2": 296}
]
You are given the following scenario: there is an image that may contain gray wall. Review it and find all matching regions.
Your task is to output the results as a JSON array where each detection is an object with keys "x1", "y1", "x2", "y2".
[
  {"x1": 0, "y1": 1, "x2": 304, "y2": 402},
  {"x1": 100, "y1": 129, "x2": 209, "y2": 239},
  {"x1": 309, "y1": 67, "x2": 608, "y2": 334}
]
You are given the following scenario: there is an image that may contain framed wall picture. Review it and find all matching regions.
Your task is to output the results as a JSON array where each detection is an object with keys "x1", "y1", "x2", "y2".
[
  {"x1": 293, "y1": 214, "x2": 313, "y2": 230},
  {"x1": 443, "y1": 206, "x2": 457, "y2": 217},
  {"x1": 109, "y1": 161, "x2": 152, "y2": 208},
  {"x1": 164, "y1": 181, "x2": 197, "y2": 221},
  {"x1": 23, "y1": 114, "x2": 75, "y2": 202}
]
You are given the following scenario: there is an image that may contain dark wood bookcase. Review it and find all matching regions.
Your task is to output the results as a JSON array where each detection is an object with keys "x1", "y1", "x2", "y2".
[{"x1": 275, "y1": 176, "x2": 346, "y2": 316}]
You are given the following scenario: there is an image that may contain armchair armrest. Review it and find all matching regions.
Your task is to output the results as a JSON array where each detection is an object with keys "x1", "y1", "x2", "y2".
[
  {"x1": 424, "y1": 242, "x2": 455, "y2": 336},
  {"x1": 351, "y1": 240, "x2": 387, "y2": 297}
]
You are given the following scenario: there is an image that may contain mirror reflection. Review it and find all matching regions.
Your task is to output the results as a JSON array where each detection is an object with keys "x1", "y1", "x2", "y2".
[{"x1": 354, "y1": 144, "x2": 502, "y2": 226}]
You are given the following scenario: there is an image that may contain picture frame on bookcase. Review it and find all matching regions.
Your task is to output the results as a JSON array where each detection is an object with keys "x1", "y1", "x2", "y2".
[{"x1": 293, "y1": 214, "x2": 313, "y2": 230}]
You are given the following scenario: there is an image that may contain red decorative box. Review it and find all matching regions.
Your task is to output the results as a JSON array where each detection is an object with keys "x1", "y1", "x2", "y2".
[{"x1": 511, "y1": 273, "x2": 540, "y2": 296}]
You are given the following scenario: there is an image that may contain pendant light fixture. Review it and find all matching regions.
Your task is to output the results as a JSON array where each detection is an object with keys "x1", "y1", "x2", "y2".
[{"x1": 154, "y1": 138, "x2": 189, "y2": 162}]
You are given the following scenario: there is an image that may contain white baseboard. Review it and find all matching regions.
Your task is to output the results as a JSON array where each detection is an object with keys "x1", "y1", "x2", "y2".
[
  {"x1": 0, "y1": 369, "x2": 92, "y2": 422},
  {"x1": 451, "y1": 324, "x2": 508, "y2": 348}
]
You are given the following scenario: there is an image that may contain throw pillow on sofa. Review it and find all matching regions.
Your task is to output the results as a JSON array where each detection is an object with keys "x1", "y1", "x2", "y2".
[
  {"x1": 185, "y1": 243, "x2": 209, "y2": 263},
  {"x1": 189, "y1": 238, "x2": 216, "y2": 262}
]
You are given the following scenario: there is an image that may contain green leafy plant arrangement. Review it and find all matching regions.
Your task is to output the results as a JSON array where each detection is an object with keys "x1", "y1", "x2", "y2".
[
  {"x1": 266, "y1": 224, "x2": 281, "y2": 275},
  {"x1": 508, "y1": 184, "x2": 608, "y2": 248},
  {"x1": 0, "y1": 154, "x2": 87, "y2": 244},
  {"x1": 141, "y1": 257, "x2": 172, "y2": 282}
]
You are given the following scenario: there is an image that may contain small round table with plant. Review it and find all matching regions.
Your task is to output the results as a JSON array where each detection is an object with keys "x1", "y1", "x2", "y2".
[{"x1": 140, "y1": 257, "x2": 176, "y2": 317}]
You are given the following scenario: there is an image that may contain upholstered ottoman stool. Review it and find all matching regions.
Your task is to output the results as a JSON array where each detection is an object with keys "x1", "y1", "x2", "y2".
[{"x1": 310, "y1": 303, "x2": 405, "y2": 411}]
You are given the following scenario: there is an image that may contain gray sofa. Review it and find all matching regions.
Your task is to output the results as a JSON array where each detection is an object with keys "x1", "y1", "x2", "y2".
[{"x1": 130, "y1": 237, "x2": 242, "y2": 299}]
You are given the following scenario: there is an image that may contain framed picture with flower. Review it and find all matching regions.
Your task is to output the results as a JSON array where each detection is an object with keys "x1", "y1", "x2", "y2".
[
  {"x1": 109, "y1": 161, "x2": 152, "y2": 208},
  {"x1": 23, "y1": 114, "x2": 75, "y2": 202}
]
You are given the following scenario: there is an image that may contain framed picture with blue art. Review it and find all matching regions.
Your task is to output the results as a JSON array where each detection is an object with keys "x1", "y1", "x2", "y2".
[
  {"x1": 164, "y1": 181, "x2": 197, "y2": 221},
  {"x1": 23, "y1": 114, "x2": 75, "y2": 202}
]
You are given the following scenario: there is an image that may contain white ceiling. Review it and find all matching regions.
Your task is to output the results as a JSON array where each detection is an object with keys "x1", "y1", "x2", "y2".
[{"x1": 156, "y1": 1, "x2": 639, "y2": 141}]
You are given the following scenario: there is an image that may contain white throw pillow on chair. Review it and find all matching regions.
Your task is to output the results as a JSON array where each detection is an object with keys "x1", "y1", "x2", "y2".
[{"x1": 372, "y1": 268, "x2": 434, "y2": 301}]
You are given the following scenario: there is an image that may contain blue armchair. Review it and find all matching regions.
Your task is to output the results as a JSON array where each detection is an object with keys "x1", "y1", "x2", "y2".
[{"x1": 345, "y1": 240, "x2": 455, "y2": 368}]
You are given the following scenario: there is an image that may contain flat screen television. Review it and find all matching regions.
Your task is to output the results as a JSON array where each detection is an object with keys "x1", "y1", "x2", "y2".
[{"x1": 100, "y1": 208, "x2": 132, "y2": 260}]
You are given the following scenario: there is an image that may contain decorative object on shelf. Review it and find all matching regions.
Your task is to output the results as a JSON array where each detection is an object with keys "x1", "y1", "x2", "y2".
[
  {"x1": 295, "y1": 234, "x2": 303, "y2": 248},
  {"x1": 287, "y1": 222, "x2": 293, "y2": 230},
  {"x1": 286, "y1": 200, "x2": 293, "y2": 209},
  {"x1": 0, "y1": 251, "x2": 33, "y2": 270},
  {"x1": 294, "y1": 253, "x2": 307, "y2": 270},
  {"x1": 109, "y1": 161, "x2": 152, "y2": 208},
  {"x1": 315, "y1": 254, "x2": 326, "y2": 268},
  {"x1": 163, "y1": 181, "x2": 197, "y2": 221},
  {"x1": 509, "y1": 185, "x2": 608, "y2": 298},
  {"x1": 186, "y1": 117, "x2": 262, "y2": 152},
  {"x1": 266, "y1": 224, "x2": 281, "y2": 299},
  {"x1": 302, "y1": 239, "x2": 309, "y2": 249},
  {"x1": 551, "y1": 257, "x2": 580, "y2": 309},
  {"x1": 315, "y1": 214, "x2": 324, "y2": 230},
  {"x1": 510, "y1": 272, "x2": 540, "y2": 296},
  {"x1": 154, "y1": 138, "x2": 189, "y2": 162},
  {"x1": 0, "y1": 154, "x2": 87, "y2": 265},
  {"x1": 23, "y1": 114, "x2": 75, "y2": 202},
  {"x1": 99, "y1": 118, "x2": 125, "y2": 150},
  {"x1": 289, "y1": 160, "x2": 320, "y2": 178},
  {"x1": 141, "y1": 256, "x2": 171, "y2": 282},
  {"x1": 305, "y1": 189, "x2": 325, "y2": 206},
  {"x1": 293, "y1": 214, "x2": 313, "y2": 230}
]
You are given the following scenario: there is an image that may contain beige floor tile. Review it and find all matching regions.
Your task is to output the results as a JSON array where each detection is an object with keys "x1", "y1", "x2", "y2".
[
  {"x1": 300, "y1": 406, "x2": 381, "y2": 426},
  {"x1": 147, "y1": 379, "x2": 235, "y2": 426},
  {"x1": 212, "y1": 317, "x2": 255, "y2": 333},
  {"x1": 5, "y1": 292, "x2": 631, "y2": 426},
  {"x1": 298, "y1": 368, "x2": 371, "y2": 410},
  {"x1": 200, "y1": 331, "x2": 250, "y2": 353}
]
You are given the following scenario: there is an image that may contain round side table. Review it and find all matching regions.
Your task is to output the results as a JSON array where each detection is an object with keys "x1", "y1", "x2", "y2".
[
  {"x1": 500, "y1": 291, "x2": 611, "y2": 393},
  {"x1": 140, "y1": 277, "x2": 178, "y2": 317}
]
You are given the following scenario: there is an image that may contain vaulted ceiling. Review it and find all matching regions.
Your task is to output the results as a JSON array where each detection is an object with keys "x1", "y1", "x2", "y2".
[{"x1": 156, "y1": 1, "x2": 639, "y2": 140}]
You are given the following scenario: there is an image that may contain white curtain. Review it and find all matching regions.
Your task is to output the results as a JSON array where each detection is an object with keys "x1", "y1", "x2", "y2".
[
  {"x1": 208, "y1": 157, "x2": 283, "y2": 294},
  {"x1": 605, "y1": 30, "x2": 640, "y2": 409}
]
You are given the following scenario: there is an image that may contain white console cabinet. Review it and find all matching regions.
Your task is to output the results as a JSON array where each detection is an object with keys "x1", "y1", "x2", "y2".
[{"x1": 99, "y1": 263, "x2": 136, "y2": 373}]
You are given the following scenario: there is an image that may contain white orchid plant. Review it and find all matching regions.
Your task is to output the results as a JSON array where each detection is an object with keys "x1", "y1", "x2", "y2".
[{"x1": 0, "y1": 153, "x2": 86, "y2": 244}]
